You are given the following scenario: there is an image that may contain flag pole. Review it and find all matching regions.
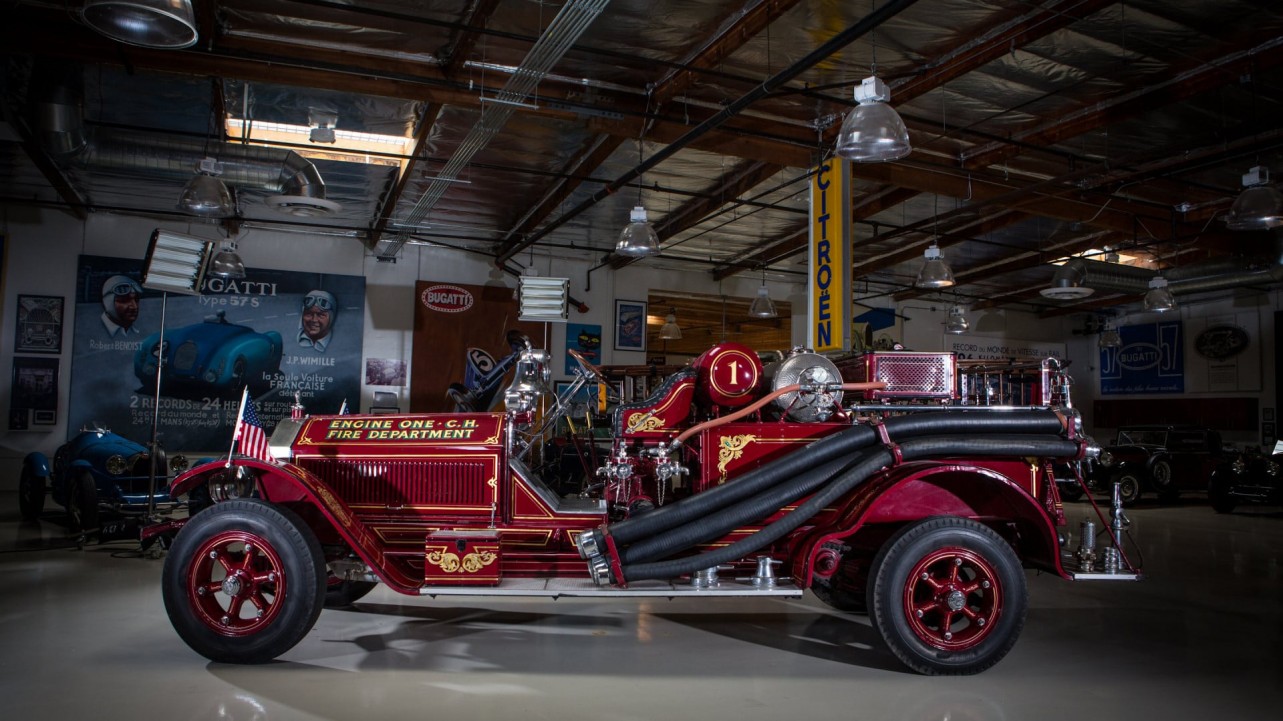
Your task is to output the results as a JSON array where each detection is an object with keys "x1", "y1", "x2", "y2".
[{"x1": 227, "y1": 386, "x2": 248, "y2": 468}]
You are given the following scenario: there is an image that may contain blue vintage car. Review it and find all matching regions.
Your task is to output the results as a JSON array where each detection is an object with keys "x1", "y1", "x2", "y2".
[
  {"x1": 19, "y1": 426, "x2": 187, "y2": 530},
  {"x1": 134, "y1": 312, "x2": 283, "y2": 398}
]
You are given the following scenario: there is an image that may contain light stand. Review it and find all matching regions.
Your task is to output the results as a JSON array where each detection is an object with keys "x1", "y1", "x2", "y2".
[{"x1": 139, "y1": 230, "x2": 214, "y2": 518}]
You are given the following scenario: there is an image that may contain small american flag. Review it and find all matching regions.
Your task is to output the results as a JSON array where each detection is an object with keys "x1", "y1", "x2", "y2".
[
  {"x1": 233, "y1": 387, "x2": 273, "y2": 462},
  {"x1": 338, "y1": 398, "x2": 350, "y2": 415}
]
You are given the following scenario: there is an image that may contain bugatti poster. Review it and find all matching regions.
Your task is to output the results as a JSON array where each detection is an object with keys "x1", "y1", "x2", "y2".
[{"x1": 68, "y1": 255, "x2": 365, "y2": 451}]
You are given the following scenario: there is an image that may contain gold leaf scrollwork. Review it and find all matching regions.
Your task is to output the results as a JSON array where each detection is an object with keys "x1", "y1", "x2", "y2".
[
  {"x1": 426, "y1": 547, "x2": 498, "y2": 574},
  {"x1": 627, "y1": 413, "x2": 664, "y2": 432},
  {"x1": 717, "y1": 434, "x2": 758, "y2": 481}
]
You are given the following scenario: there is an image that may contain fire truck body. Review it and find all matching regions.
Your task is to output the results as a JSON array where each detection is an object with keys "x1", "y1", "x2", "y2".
[{"x1": 160, "y1": 343, "x2": 1136, "y2": 675}]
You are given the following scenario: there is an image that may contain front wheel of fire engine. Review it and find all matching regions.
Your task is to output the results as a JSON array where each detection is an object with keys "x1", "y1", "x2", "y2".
[
  {"x1": 162, "y1": 499, "x2": 326, "y2": 663},
  {"x1": 867, "y1": 517, "x2": 1027, "y2": 676}
]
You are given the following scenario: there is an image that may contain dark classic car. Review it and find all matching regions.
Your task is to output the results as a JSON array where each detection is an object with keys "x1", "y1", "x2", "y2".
[
  {"x1": 134, "y1": 312, "x2": 283, "y2": 399},
  {"x1": 1092, "y1": 425, "x2": 1226, "y2": 505},
  {"x1": 19, "y1": 426, "x2": 187, "y2": 530},
  {"x1": 1208, "y1": 447, "x2": 1283, "y2": 513}
]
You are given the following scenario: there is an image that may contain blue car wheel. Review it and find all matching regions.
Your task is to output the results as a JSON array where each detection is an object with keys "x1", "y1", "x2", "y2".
[{"x1": 66, "y1": 470, "x2": 100, "y2": 532}]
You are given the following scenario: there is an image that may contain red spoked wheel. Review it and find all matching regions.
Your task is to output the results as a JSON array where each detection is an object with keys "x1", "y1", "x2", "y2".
[
  {"x1": 187, "y1": 530, "x2": 288, "y2": 636},
  {"x1": 868, "y1": 517, "x2": 1027, "y2": 675},
  {"x1": 901, "y1": 547, "x2": 1002, "y2": 651},
  {"x1": 163, "y1": 499, "x2": 325, "y2": 663}
]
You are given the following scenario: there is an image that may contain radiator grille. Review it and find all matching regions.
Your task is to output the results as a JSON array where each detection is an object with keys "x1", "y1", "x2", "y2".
[
  {"x1": 842, "y1": 353, "x2": 956, "y2": 399},
  {"x1": 173, "y1": 341, "x2": 199, "y2": 372},
  {"x1": 300, "y1": 458, "x2": 494, "y2": 510}
]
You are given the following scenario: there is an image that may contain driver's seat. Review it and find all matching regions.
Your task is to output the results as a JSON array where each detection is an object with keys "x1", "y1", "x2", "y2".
[{"x1": 612, "y1": 369, "x2": 698, "y2": 438}]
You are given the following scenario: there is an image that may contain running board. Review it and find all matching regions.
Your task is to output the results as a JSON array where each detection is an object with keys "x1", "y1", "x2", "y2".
[
  {"x1": 418, "y1": 577, "x2": 805, "y2": 598},
  {"x1": 1069, "y1": 571, "x2": 1142, "y2": 581}
]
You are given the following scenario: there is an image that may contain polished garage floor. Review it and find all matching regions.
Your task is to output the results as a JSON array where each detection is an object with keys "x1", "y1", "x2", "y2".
[{"x1": 2, "y1": 493, "x2": 1281, "y2": 721}]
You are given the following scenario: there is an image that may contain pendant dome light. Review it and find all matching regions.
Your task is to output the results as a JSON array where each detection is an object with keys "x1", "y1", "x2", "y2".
[
  {"x1": 177, "y1": 157, "x2": 234, "y2": 218},
  {"x1": 616, "y1": 131, "x2": 660, "y2": 257},
  {"x1": 1143, "y1": 275, "x2": 1177, "y2": 313},
  {"x1": 748, "y1": 269, "x2": 778, "y2": 318},
  {"x1": 944, "y1": 304, "x2": 969, "y2": 334},
  {"x1": 82, "y1": 0, "x2": 198, "y2": 49},
  {"x1": 1224, "y1": 166, "x2": 1283, "y2": 231},
  {"x1": 616, "y1": 206, "x2": 660, "y2": 257},
  {"x1": 915, "y1": 243, "x2": 955, "y2": 289},
  {"x1": 209, "y1": 241, "x2": 246, "y2": 279},
  {"x1": 659, "y1": 308, "x2": 682, "y2": 340},
  {"x1": 835, "y1": 76, "x2": 912, "y2": 163},
  {"x1": 1098, "y1": 318, "x2": 1122, "y2": 349}
]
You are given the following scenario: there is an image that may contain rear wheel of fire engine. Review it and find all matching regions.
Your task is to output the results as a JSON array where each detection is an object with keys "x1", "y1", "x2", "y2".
[
  {"x1": 18, "y1": 468, "x2": 46, "y2": 521},
  {"x1": 867, "y1": 517, "x2": 1026, "y2": 676},
  {"x1": 1112, "y1": 471, "x2": 1143, "y2": 506},
  {"x1": 162, "y1": 499, "x2": 326, "y2": 663},
  {"x1": 1057, "y1": 483, "x2": 1084, "y2": 502},
  {"x1": 66, "y1": 471, "x2": 100, "y2": 532}
]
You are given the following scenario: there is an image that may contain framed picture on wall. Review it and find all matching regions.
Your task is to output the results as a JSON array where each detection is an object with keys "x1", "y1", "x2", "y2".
[
  {"x1": 14, "y1": 294, "x2": 64, "y2": 354},
  {"x1": 614, "y1": 299, "x2": 646, "y2": 352},
  {"x1": 9, "y1": 356, "x2": 59, "y2": 431}
]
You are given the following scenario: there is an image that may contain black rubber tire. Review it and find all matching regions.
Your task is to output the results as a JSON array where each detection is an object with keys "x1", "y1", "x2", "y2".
[
  {"x1": 161, "y1": 499, "x2": 326, "y2": 663},
  {"x1": 19, "y1": 468, "x2": 47, "y2": 521},
  {"x1": 1058, "y1": 483, "x2": 1084, "y2": 502},
  {"x1": 324, "y1": 579, "x2": 377, "y2": 608},
  {"x1": 1112, "y1": 471, "x2": 1143, "y2": 506},
  {"x1": 1149, "y1": 457, "x2": 1173, "y2": 490},
  {"x1": 867, "y1": 517, "x2": 1027, "y2": 676},
  {"x1": 66, "y1": 471, "x2": 100, "y2": 532}
]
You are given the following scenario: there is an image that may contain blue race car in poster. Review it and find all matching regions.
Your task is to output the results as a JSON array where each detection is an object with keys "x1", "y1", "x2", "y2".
[
  {"x1": 20, "y1": 425, "x2": 187, "y2": 531},
  {"x1": 135, "y1": 312, "x2": 283, "y2": 399}
]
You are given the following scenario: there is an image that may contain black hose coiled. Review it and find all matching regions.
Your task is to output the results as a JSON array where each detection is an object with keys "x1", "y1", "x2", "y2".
[
  {"x1": 598, "y1": 410, "x2": 1067, "y2": 552},
  {"x1": 618, "y1": 434, "x2": 1080, "y2": 583}
]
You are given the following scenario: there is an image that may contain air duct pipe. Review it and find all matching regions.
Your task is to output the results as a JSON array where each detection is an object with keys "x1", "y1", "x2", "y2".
[
  {"x1": 1053, "y1": 237, "x2": 1283, "y2": 298},
  {"x1": 82, "y1": 128, "x2": 328, "y2": 201},
  {"x1": 30, "y1": 62, "x2": 336, "y2": 215}
]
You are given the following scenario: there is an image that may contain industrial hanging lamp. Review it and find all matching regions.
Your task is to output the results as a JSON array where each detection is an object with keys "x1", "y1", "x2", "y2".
[
  {"x1": 915, "y1": 242, "x2": 955, "y2": 289},
  {"x1": 1143, "y1": 275, "x2": 1177, "y2": 313},
  {"x1": 177, "y1": 157, "x2": 233, "y2": 218},
  {"x1": 616, "y1": 130, "x2": 660, "y2": 258},
  {"x1": 82, "y1": 0, "x2": 198, "y2": 49},
  {"x1": 1224, "y1": 166, "x2": 1283, "y2": 230},
  {"x1": 616, "y1": 206, "x2": 660, "y2": 257},
  {"x1": 1098, "y1": 318, "x2": 1122, "y2": 349},
  {"x1": 835, "y1": 76, "x2": 912, "y2": 163},
  {"x1": 659, "y1": 308, "x2": 682, "y2": 340},
  {"x1": 944, "y1": 304, "x2": 969, "y2": 334},
  {"x1": 209, "y1": 241, "x2": 246, "y2": 279},
  {"x1": 748, "y1": 269, "x2": 778, "y2": 318}
]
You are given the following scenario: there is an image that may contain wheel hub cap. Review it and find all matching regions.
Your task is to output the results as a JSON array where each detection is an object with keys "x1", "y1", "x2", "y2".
[
  {"x1": 945, "y1": 589, "x2": 966, "y2": 612},
  {"x1": 221, "y1": 574, "x2": 244, "y2": 597}
]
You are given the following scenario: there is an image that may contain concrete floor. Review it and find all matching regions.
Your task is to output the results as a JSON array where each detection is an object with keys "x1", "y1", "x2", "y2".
[{"x1": 2, "y1": 492, "x2": 1281, "y2": 721}]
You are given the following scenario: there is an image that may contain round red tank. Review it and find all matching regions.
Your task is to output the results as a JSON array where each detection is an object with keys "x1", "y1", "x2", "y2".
[{"x1": 693, "y1": 342, "x2": 762, "y2": 408}]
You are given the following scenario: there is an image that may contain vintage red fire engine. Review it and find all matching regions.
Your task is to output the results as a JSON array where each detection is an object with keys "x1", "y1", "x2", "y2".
[{"x1": 159, "y1": 341, "x2": 1139, "y2": 675}]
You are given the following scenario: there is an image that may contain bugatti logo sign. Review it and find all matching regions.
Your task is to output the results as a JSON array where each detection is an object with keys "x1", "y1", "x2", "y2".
[
  {"x1": 1117, "y1": 342, "x2": 1161, "y2": 371},
  {"x1": 420, "y1": 285, "x2": 474, "y2": 313}
]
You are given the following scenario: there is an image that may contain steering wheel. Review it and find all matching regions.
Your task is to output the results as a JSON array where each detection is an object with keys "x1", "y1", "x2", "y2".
[{"x1": 566, "y1": 348, "x2": 603, "y2": 382}]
